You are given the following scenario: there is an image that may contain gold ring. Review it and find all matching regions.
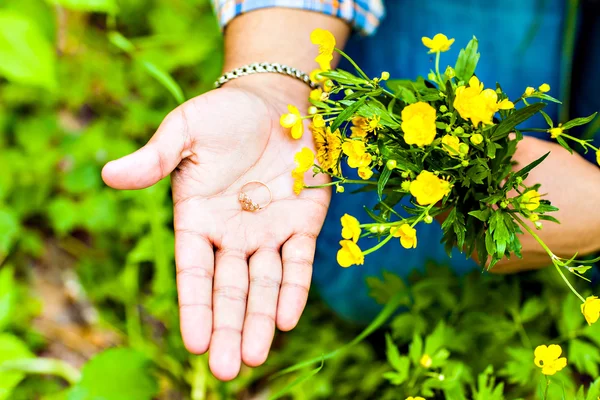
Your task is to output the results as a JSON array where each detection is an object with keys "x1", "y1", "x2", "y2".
[{"x1": 238, "y1": 180, "x2": 272, "y2": 212}]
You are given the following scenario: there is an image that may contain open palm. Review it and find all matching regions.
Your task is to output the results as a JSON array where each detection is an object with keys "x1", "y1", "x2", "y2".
[{"x1": 102, "y1": 84, "x2": 330, "y2": 380}]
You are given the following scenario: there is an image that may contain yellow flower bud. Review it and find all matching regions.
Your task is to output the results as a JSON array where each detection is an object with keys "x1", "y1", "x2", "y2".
[
  {"x1": 524, "y1": 86, "x2": 535, "y2": 96},
  {"x1": 386, "y1": 160, "x2": 397, "y2": 170},
  {"x1": 596, "y1": 150, "x2": 600, "y2": 166},
  {"x1": 549, "y1": 126, "x2": 563, "y2": 138},
  {"x1": 458, "y1": 143, "x2": 470, "y2": 155},
  {"x1": 439, "y1": 105, "x2": 448, "y2": 113},
  {"x1": 535, "y1": 221, "x2": 543, "y2": 230},
  {"x1": 539, "y1": 83, "x2": 551, "y2": 93},
  {"x1": 444, "y1": 65, "x2": 455, "y2": 78},
  {"x1": 454, "y1": 126, "x2": 464, "y2": 134},
  {"x1": 529, "y1": 214, "x2": 539, "y2": 222},
  {"x1": 336, "y1": 185, "x2": 345, "y2": 193},
  {"x1": 310, "y1": 88, "x2": 323, "y2": 101},
  {"x1": 420, "y1": 354, "x2": 433, "y2": 368},
  {"x1": 424, "y1": 215, "x2": 433, "y2": 224},
  {"x1": 461, "y1": 160, "x2": 469, "y2": 167},
  {"x1": 313, "y1": 114, "x2": 325, "y2": 128},
  {"x1": 470, "y1": 133, "x2": 484, "y2": 145},
  {"x1": 308, "y1": 106, "x2": 318, "y2": 115},
  {"x1": 380, "y1": 71, "x2": 390, "y2": 81},
  {"x1": 401, "y1": 180, "x2": 411, "y2": 192}
]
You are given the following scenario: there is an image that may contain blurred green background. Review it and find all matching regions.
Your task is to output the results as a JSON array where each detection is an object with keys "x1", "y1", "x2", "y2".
[{"x1": 1, "y1": 1, "x2": 600, "y2": 399}]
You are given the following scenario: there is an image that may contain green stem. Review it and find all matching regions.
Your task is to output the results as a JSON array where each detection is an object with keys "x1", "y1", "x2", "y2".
[
  {"x1": 435, "y1": 51, "x2": 442, "y2": 85},
  {"x1": 335, "y1": 48, "x2": 370, "y2": 81},
  {"x1": 514, "y1": 215, "x2": 585, "y2": 302},
  {"x1": 543, "y1": 375, "x2": 550, "y2": 400},
  {"x1": 362, "y1": 234, "x2": 393, "y2": 256},
  {"x1": 304, "y1": 179, "x2": 377, "y2": 189},
  {"x1": 0, "y1": 358, "x2": 81, "y2": 385},
  {"x1": 559, "y1": 0, "x2": 579, "y2": 123}
]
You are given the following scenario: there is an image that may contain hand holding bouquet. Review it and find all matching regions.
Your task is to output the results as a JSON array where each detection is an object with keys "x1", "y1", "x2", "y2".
[{"x1": 282, "y1": 30, "x2": 600, "y2": 325}]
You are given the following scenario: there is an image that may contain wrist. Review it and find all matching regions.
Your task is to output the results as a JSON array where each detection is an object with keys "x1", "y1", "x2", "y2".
[{"x1": 221, "y1": 72, "x2": 311, "y2": 108}]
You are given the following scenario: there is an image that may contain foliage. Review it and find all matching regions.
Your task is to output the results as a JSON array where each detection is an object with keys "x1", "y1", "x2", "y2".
[{"x1": 1, "y1": 1, "x2": 600, "y2": 400}]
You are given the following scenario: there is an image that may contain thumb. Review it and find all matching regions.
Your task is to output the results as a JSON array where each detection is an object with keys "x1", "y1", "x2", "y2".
[{"x1": 102, "y1": 111, "x2": 191, "y2": 190}]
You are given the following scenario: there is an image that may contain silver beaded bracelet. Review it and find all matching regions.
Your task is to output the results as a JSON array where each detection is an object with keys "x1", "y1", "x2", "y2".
[{"x1": 214, "y1": 62, "x2": 319, "y2": 89}]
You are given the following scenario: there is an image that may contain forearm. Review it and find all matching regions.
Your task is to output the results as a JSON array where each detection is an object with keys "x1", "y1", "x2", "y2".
[{"x1": 222, "y1": 8, "x2": 351, "y2": 101}]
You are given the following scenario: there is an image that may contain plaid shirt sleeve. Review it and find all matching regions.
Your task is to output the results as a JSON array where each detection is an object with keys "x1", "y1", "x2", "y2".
[{"x1": 211, "y1": 0, "x2": 385, "y2": 36}]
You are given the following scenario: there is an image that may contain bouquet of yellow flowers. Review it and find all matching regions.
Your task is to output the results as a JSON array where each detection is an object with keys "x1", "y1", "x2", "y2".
[{"x1": 281, "y1": 30, "x2": 600, "y2": 325}]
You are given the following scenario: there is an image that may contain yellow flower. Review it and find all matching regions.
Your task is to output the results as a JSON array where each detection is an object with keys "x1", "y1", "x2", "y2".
[
  {"x1": 390, "y1": 223, "x2": 418, "y2": 249},
  {"x1": 406, "y1": 397, "x2": 426, "y2": 400},
  {"x1": 470, "y1": 133, "x2": 484, "y2": 145},
  {"x1": 549, "y1": 126, "x2": 563, "y2": 138},
  {"x1": 342, "y1": 140, "x2": 372, "y2": 168},
  {"x1": 310, "y1": 28, "x2": 336, "y2": 71},
  {"x1": 539, "y1": 83, "x2": 551, "y2": 93},
  {"x1": 293, "y1": 147, "x2": 315, "y2": 173},
  {"x1": 337, "y1": 240, "x2": 364, "y2": 267},
  {"x1": 401, "y1": 102, "x2": 437, "y2": 147},
  {"x1": 358, "y1": 166, "x2": 374, "y2": 180},
  {"x1": 292, "y1": 171, "x2": 305, "y2": 195},
  {"x1": 524, "y1": 86, "x2": 535, "y2": 96},
  {"x1": 454, "y1": 76, "x2": 513, "y2": 127},
  {"x1": 521, "y1": 190, "x2": 541, "y2": 211},
  {"x1": 529, "y1": 214, "x2": 539, "y2": 222},
  {"x1": 441, "y1": 135, "x2": 461, "y2": 156},
  {"x1": 581, "y1": 296, "x2": 600, "y2": 325},
  {"x1": 534, "y1": 344, "x2": 567, "y2": 376},
  {"x1": 351, "y1": 115, "x2": 380, "y2": 138},
  {"x1": 421, "y1": 33, "x2": 455, "y2": 53},
  {"x1": 280, "y1": 105, "x2": 304, "y2": 139},
  {"x1": 313, "y1": 114, "x2": 325, "y2": 128},
  {"x1": 420, "y1": 354, "x2": 433, "y2": 368},
  {"x1": 409, "y1": 171, "x2": 451, "y2": 205},
  {"x1": 341, "y1": 214, "x2": 361, "y2": 243},
  {"x1": 313, "y1": 126, "x2": 342, "y2": 175},
  {"x1": 310, "y1": 88, "x2": 323, "y2": 101},
  {"x1": 497, "y1": 98, "x2": 515, "y2": 110}
]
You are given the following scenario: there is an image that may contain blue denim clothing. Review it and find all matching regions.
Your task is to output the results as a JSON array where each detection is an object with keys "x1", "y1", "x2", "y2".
[{"x1": 313, "y1": 0, "x2": 600, "y2": 324}]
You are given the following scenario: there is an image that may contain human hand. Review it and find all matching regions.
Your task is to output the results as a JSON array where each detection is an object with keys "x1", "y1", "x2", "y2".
[
  {"x1": 101, "y1": 76, "x2": 330, "y2": 380},
  {"x1": 493, "y1": 136, "x2": 600, "y2": 272}
]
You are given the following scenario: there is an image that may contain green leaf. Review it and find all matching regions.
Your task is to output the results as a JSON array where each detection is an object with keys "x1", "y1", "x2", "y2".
[
  {"x1": 140, "y1": 61, "x2": 185, "y2": 104},
  {"x1": 330, "y1": 97, "x2": 366, "y2": 132},
  {"x1": 519, "y1": 298, "x2": 546, "y2": 323},
  {"x1": 385, "y1": 81, "x2": 417, "y2": 104},
  {"x1": 46, "y1": 0, "x2": 118, "y2": 14},
  {"x1": 562, "y1": 112, "x2": 598, "y2": 130},
  {"x1": 499, "y1": 347, "x2": 535, "y2": 387},
  {"x1": 585, "y1": 378, "x2": 600, "y2": 400},
  {"x1": 0, "y1": 267, "x2": 16, "y2": 331},
  {"x1": 273, "y1": 291, "x2": 407, "y2": 377},
  {"x1": 366, "y1": 270, "x2": 409, "y2": 305},
  {"x1": 491, "y1": 103, "x2": 546, "y2": 140},
  {"x1": 384, "y1": 334, "x2": 410, "y2": 386},
  {"x1": 468, "y1": 209, "x2": 491, "y2": 222},
  {"x1": 0, "y1": 209, "x2": 20, "y2": 257},
  {"x1": 511, "y1": 152, "x2": 550, "y2": 182},
  {"x1": 268, "y1": 358, "x2": 324, "y2": 400},
  {"x1": 377, "y1": 166, "x2": 392, "y2": 200},
  {"x1": 408, "y1": 334, "x2": 423, "y2": 366},
  {"x1": 0, "y1": 11, "x2": 56, "y2": 89},
  {"x1": 0, "y1": 334, "x2": 34, "y2": 400},
  {"x1": 67, "y1": 348, "x2": 158, "y2": 400},
  {"x1": 454, "y1": 36, "x2": 480, "y2": 81},
  {"x1": 570, "y1": 265, "x2": 592, "y2": 275},
  {"x1": 569, "y1": 339, "x2": 600, "y2": 377}
]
